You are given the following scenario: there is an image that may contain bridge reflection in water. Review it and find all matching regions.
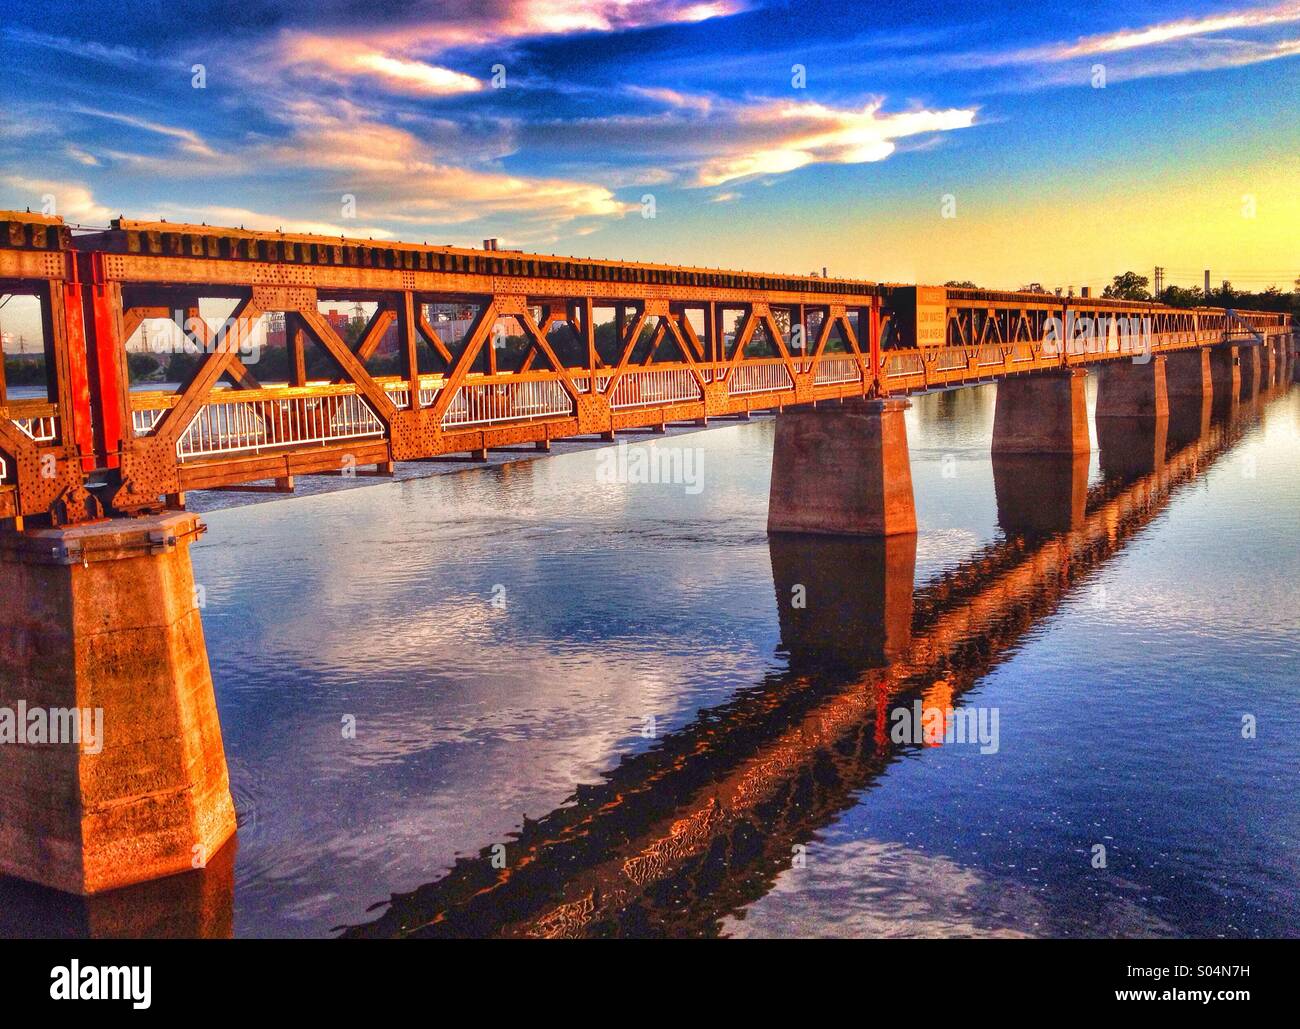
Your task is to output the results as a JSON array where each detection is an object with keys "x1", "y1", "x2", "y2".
[{"x1": 329, "y1": 392, "x2": 1264, "y2": 939}]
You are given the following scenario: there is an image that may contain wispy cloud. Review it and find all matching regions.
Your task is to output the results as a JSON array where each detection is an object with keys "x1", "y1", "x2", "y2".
[
  {"x1": 67, "y1": 106, "x2": 216, "y2": 158},
  {"x1": 274, "y1": 0, "x2": 744, "y2": 94},
  {"x1": 627, "y1": 85, "x2": 715, "y2": 113},
  {"x1": 697, "y1": 100, "x2": 977, "y2": 186},
  {"x1": 257, "y1": 104, "x2": 634, "y2": 226},
  {"x1": 1037, "y1": 33, "x2": 1300, "y2": 84},
  {"x1": 528, "y1": 96, "x2": 978, "y2": 187},
  {"x1": 2, "y1": 27, "x2": 148, "y2": 67},
  {"x1": 1052, "y1": 1, "x2": 1300, "y2": 57},
  {"x1": 0, "y1": 175, "x2": 113, "y2": 223},
  {"x1": 877, "y1": 2, "x2": 1300, "y2": 86},
  {"x1": 281, "y1": 38, "x2": 484, "y2": 96},
  {"x1": 149, "y1": 203, "x2": 396, "y2": 239}
]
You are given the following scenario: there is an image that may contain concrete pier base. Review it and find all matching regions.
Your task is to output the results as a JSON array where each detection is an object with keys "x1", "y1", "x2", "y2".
[
  {"x1": 1262, "y1": 342, "x2": 1276, "y2": 387},
  {"x1": 0, "y1": 513, "x2": 236, "y2": 896},
  {"x1": 991, "y1": 369, "x2": 1089, "y2": 455},
  {"x1": 767, "y1": 398, "x2": 916, "y2": 536},
  {"x1": 992, "y1": 453, "x2": 1089, "y2": 536},
  {"x1": 1164, "y1": 348, "x2": 1212, "y2": 402},
  {"x1": 1209, "y1": 345, "x2": 1240, "y2": 407},
  {"x1": 1096, "y1": 355, "x2": 1168, "y2": 419},
  {"x1": 768, "y1": 532, "x2": 916, "y2": 672}
]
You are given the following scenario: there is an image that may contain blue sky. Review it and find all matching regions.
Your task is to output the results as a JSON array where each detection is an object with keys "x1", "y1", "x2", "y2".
[{"x1": 1, "y1": 0, "x2": 1297, "y2": 293}]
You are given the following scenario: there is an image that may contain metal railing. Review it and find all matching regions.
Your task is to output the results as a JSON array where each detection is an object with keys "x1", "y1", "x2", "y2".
[
  {"x1": 603, "y1": 367, "x2": 702, "y2": 409},
  {"x1": 935, "y1": 348, "x2": 967, "y2": 372},
  {"x1": 386, "y1": 382, "x2": 412, "y2": 410},
  {"x1": 812, "y1": 355, "x2": 861, "y2": 385},
  {"x1": 12, "y1": 414, "x2": 58, "y2": 443},
  {"x1": 175, "y1": 391, "x2": 385, "y2": 460},
  {"x1": 3, "y1": 404, "x2": 60, "y2": 480},
  {"x1": 132, "y1": 407, "x2": 165, "y2": 437},
  {"x1": 727, "y1": 360, "x2": 793, "y2": 395},
  {"x1": 441, "y1": 378, "x2": 573, "y2": 428},
  {"x1": 385, "y1": 379, "x2": 443, "y2": 409},
  {"x1": 885, "y1": 351, "x2": 925, "y2": 378}
]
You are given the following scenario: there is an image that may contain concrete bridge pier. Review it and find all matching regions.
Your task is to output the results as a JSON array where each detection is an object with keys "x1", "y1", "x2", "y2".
[
  {"x1": 1164, "y1": 348, "x2": 1213, "y2": 403},
  {"x1": 768, "y1": 398, "x2": 916, "y2": 536},
  {"x1": 0, "y1": 513, "x2": 236, "y2": 896},
  {"x1": 992, "y1": 453, "x2": 1090, "y2": 536},
  {"x1": 1209, "y1": 345, "x2": 1241, "y2": 407},
  {"x1": 991, "y1": 368, "x2": 1090, "y2": 455},
  {"x1": 1095, "y1": 354, "x2": 1169, "y2": 419},
  {"x1": 1163, "y1": 349, "x2": 1213, "y2": 452},
  {"x1": 1094, "y1": 356, "x2": 1171, "y2": 482}
]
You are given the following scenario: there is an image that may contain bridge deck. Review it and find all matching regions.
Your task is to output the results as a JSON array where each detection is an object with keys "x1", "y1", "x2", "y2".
[{"x1": 0, "y1": 211, "x2": 1291, "y2": 520}]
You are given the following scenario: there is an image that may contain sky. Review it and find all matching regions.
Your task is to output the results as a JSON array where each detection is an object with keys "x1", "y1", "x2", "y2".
[{"x1": 0, "y1": 0, "x2": 1297, "y2": 311}]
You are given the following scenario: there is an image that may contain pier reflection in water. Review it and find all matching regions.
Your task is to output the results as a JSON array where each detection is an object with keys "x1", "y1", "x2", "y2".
[
  {"x1": 769, "y1": 534, "x2": 917, "y2": 672},
  {"x1": 340, "y1": 391, "x2": 1265, "y2": 938},
  {"x1": 0, "y1": 838, "x2": 235, "y2": 939},
  {"x1": 992, "y1": 454, "x2": 1089, "y2": 535},
  {"x1": 3, "y1": 364, "x2": 1296, "y2": 938}
]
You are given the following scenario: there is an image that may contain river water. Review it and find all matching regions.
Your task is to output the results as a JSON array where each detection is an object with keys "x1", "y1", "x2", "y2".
[{"x1": 3, "y1": 369, "x2": 1297, "y2": 938}]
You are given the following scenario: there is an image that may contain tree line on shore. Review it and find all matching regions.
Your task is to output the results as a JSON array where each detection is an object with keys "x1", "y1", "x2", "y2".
[{"x1": 946, "y1": 273, "x2": 1299, "y2": 314}]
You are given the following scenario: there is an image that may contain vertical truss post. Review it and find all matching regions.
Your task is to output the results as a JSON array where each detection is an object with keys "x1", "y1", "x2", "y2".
[
  {"x1": 41, "y1": 274, "x2": 95, "y2": 471},
  {"x1": 287, "y1": 312, "x2": 308, "y2": 386},
  {"x1": 398, "y1": 291, "x2": 420, "y2": 399},
  {"x1": 81, "y1": 252, "x2": 130, "y2": 470},
  {"x1": 581, "y1": 298, "x2": 597, "y2": 378},
  {"x1": 868, "y1": 297, "x2": 882, "y2": 396}
]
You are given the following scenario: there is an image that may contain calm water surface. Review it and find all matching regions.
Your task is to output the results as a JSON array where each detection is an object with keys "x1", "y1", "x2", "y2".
[{"x1": 4, "y1": 371, "x2": 1298, "y2": 937}]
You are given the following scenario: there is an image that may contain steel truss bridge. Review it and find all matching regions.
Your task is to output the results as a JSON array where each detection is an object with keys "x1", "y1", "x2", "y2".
[{"x1": 0, "y1": 211, "x2": 1290, "y2": 526}]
